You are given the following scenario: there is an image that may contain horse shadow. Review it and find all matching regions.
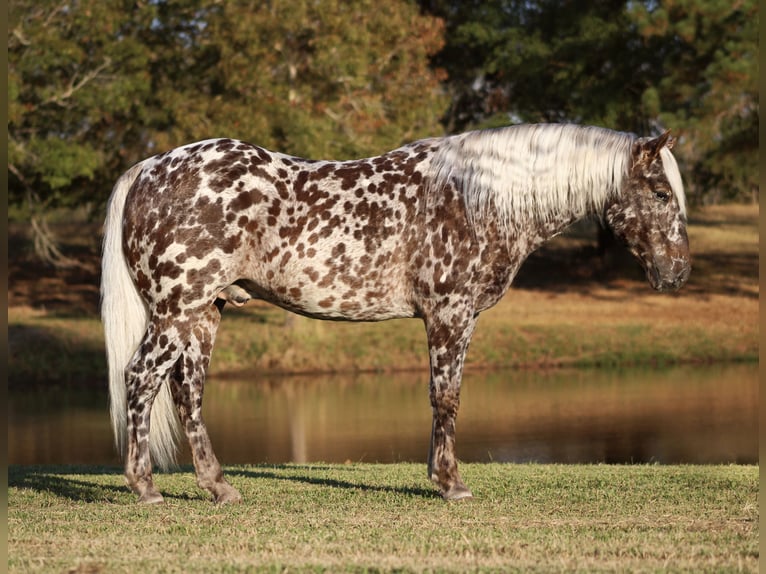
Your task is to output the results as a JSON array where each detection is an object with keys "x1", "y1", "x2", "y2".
[
  {"x1": 8, "y1": 465, "x2": 204, "y2": 504},
  {"x1": 9, "y1": 465, "x2": 137, "y2": 503},
  {"x1": 229, "y1": 466, "x2": 439, "y2": 499},
  {"x1": 8, "y1": 464, "x2": 439, "y2": 504}
]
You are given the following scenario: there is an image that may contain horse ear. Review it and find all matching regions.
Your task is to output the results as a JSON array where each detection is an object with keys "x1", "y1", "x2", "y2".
[
  {"x1": 634, "y1": 130, "x2": 672, "y2": 165},
  {"x1": 654, "y1": 129, "x2": 672, "y2": 151}
]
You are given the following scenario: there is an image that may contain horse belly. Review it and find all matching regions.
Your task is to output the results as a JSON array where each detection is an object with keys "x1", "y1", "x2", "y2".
[
  {"x1": 243, "y1": 236, "x2": 415, "y2": 321},
  {"x1": 283, "y1": 282, "x2": 414, "y2": 321}
]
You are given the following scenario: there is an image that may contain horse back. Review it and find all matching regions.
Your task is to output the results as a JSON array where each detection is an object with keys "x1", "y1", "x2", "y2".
[{"x1": 122, "y1": 138, "x2": 472, "y2": 320}]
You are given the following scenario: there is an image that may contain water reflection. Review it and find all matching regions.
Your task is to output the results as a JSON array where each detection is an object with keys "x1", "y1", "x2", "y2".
[{"x1": 8, "y1": 363, "x2": 758, "y2": 466}]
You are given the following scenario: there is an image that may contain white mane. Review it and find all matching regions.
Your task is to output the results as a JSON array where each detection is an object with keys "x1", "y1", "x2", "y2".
[
  {"x1": 659, "y1": 146, "x2": 686, "y2": 217},
  {"x1": 428, "y1": 123, "x2": 635, "y2": 227}
]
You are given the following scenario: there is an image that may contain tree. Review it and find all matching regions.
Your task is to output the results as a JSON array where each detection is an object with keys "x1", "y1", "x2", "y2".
[
  {"x1": 423, "y1": 0, "x2": 654, "y2": 132},
  {"x1": 422, "y1": 0, "x2": 759, "y2": 203},
  {"x1": 630, "y1": 0, "x2": 758, "y2": 203},
  {"x1": 8, "y1": 0, "x2": 158, "y2": 264},
  {"x1": 8, "y1": 0, "x2": 447, "y2": 264},
  {"x1": 154, "y1": 0, "x2": 447, "y2": 159}
]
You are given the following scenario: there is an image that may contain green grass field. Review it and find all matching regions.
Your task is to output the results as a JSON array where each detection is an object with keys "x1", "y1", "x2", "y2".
[{"x1": 8, "y1": 463, "x2": 758, "y2": 572}]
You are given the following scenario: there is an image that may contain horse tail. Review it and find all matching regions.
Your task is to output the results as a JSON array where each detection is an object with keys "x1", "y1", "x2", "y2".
[{"x1": 101, "y1": 161, "x2": 180, "y2": 470}]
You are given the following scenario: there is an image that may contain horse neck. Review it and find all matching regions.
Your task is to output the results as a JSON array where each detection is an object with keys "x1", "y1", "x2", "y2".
[
  {"x1": 459, "y1": 163, "x2": 615, "y2": 256},
  {"x1": 438, "y1": 125, "x2": 631, "y2": 255},
  {"x1": 505, "y1": 203, "x2": 594, "y2": 258}
]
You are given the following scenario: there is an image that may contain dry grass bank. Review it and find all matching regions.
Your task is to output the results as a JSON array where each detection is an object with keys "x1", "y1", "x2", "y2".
[{"x1": 8, "y1": 203, "x2": 759, "y2": 384}]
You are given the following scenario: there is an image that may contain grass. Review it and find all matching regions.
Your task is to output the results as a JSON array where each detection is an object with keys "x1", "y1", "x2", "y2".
[{"x1": 8, "y1": 463, "x2": 758, "y2": 572}]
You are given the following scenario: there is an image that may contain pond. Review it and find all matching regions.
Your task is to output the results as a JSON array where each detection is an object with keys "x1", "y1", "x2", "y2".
[{"x1": 8, "y1": 363, "x2": 757, "y2": 466}]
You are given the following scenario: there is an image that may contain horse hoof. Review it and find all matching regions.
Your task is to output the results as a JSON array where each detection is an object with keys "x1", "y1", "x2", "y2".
[
  {"x1": 214, "y1": 487, "x2": 243, "y2": 505},
  {"x1": 138, "y1": 491, "x2": 164, "y2": 504},
  {"x1": 442, "y1": 485, "x2": 474, "y2": 501}
]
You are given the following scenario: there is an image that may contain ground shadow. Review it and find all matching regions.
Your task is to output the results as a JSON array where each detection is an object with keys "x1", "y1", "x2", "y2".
[
  {"x1": 7, "y1": 465, "x2": 209, "y2": 503},
  {"x1": 8, "y1": 324, "x2": 107, "y2": 388},
  {"x1": 8, "y1": 464, "x2": 440, "y2": 503},
  {"x1": 9, "y1": 465, "x2": 128, "y2": 503},
  {"x1": 514, "y1": 236, "x2": 758, "y2": 300},
  {"x1": 230, "y1": 466, "x2": 440, "y2": 499}
]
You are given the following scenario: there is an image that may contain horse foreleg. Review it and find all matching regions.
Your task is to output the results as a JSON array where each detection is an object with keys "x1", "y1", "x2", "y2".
[
  {"x1": 169, "y1": 304, "x2": 241, "y2": 504},
  {"x1": 424, "y1": 306, "x2": 478, "y2": 500}
]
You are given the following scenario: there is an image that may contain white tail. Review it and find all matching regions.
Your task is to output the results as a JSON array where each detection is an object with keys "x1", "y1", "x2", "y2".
[{"x1": 101, "y1": 161, "x2": 180, "y2": 470}]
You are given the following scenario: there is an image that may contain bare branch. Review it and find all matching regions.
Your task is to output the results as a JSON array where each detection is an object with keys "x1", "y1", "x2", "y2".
[
  {"x1": 30, "y1": 214, "x2": 83, "y2": 269},
  {"x1": 44, "y1": 1, "x2": 69, "y2": 28},
  {"x1": 10, "y1": 27, "x2": 31, "y2": 47},
  {"x1": 9, "y1": 162, "x2": 85, "y2": 269},
  {"x1": 42, "y1": 56, "x2": 113, "y2": 108}
]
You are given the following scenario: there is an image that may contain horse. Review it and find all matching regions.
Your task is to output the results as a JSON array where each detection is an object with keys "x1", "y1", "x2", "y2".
[{"x1": 101, "y1": 123, "x2": 690, "y2": 504}]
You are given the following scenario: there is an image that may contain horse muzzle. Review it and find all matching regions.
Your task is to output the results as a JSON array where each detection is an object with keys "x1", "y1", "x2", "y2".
[{"x1": 645, "y1": 254, "x2": 691, "y2": 292}]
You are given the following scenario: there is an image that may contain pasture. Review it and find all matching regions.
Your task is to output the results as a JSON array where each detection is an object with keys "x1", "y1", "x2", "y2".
[{"x1": 8, "y1": 463, "x2": 758, "y2": 572}]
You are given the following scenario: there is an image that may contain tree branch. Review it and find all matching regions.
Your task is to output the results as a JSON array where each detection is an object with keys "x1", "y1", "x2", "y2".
[
  {"x1": 42, "y1": 56, "x2": 113, "y2": 108},
  {"x1": 9, "y1": 162, "x2": 84, "y2": 269}
]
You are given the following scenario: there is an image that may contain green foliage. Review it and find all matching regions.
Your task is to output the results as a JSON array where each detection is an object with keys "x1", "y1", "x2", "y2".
[
  {"x1": 427, "y1": 1, "x2": 653, "y2": 130},
  {"x1": 426, "y1": 0, "x2": 759, "y2": 203},
  {"x1": 8, "y1": 0, "x2": 447, "y2": 218},
  {"x1": 26, "y1": 138, "x2": 101, "y2": 193},
  {"x1": 629, "y1": 0, "x2": 759, "y2": 202},
  {"x1": 8, "y1": 0, "x2": 758, "y2": 233},
  {"x1": 167, "y1": 0, "x2": 447, "y2": 159},
  {"x1": 8, "y1": 0, "x2": 157, "y2": 215}
]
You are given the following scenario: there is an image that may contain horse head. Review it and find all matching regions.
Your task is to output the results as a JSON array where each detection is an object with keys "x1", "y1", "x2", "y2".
[{"x1": 604, "y1": 130, "x2": 691, "y2": 292}]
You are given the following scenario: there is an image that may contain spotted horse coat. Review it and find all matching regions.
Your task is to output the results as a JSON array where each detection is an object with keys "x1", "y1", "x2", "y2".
[{"x1": 101, "y1": 123, "x2": 690, "y2": 504}]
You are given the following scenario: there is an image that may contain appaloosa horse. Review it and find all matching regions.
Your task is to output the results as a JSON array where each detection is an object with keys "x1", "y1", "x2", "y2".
[{"x1": 101, "y1": 123, "x2": 690, "y2": 504}]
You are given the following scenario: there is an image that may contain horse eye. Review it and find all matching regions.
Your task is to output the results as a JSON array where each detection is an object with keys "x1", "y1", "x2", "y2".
[{"x1": 654, "y1": 190, "x2": 670, "y2": 202}]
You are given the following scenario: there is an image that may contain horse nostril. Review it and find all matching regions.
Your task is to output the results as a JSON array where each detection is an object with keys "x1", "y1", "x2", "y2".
[{"x1": 671, "y1": 268, "x2": 691, "y2": 291}]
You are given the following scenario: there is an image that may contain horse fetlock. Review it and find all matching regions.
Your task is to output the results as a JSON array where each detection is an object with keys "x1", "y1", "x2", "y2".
[
  {"x1": 125, "y1": 473, "x2": 164, "y2": 504},
  {"x1": 429, "y1": 451, "x2": 472, "y2": 500},
  {"x1": 431, "y1": 468, "x2": 473, "y2": 500},
  {"x1": 194, "y1": 467, "x2": 241, "y2": 504},
  {"x1": 138, "y1": 490, "x2": 165, "y2": 504}
]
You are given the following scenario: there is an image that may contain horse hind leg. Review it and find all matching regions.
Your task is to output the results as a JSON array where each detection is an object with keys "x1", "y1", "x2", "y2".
[
  {"x1": 169, "y1": 302, "x2": 242, "y2": 504},
  {"x1": 124, "y1": 317, "x2": 185, "y2": 504}
]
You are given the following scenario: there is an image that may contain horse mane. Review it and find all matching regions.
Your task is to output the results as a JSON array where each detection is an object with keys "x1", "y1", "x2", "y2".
[
  {"x1": 659, "y1": 146, "x2": 686, "y2": 217},
  {"x1": 427, "y1": 123, "x2": 636, "y2": 227}
]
